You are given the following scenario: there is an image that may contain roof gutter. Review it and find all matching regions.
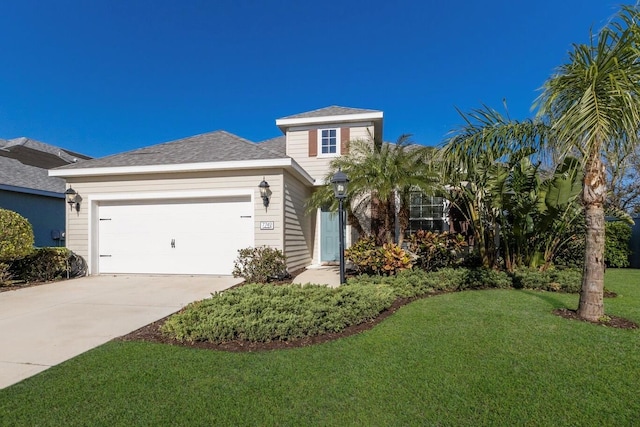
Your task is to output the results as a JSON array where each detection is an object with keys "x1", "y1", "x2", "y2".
[{"x1": 49, "y1": 157, "x2": 316, "y2": 186}]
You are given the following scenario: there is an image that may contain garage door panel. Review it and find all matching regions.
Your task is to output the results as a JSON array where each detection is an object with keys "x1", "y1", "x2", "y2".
[{"x1": 97, "y1": 197, "x2": 253, "y2": 275}]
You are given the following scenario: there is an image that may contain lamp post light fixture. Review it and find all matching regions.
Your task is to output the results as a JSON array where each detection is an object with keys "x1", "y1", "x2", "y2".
[
  {"x1": 259, "y1": 178, "x2": 271, "y2": 208},
  {"x1": 64, "y1": 187, "x2": 82, "y2": 212},
  {"x1": 330, "y1": 169, "x2": 349, "y2": 284}
]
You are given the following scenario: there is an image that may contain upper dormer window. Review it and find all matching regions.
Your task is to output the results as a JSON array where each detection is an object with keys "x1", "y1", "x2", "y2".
[
  {"x1": 308, "y1": 127, "x2": 349, "y2": 157},
  {"x1": 320, "y1": 129, "x2": 338, "y2": 155}
]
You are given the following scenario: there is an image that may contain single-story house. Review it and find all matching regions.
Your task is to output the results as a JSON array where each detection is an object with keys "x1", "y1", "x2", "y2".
[
  {"x1": 0, "y1": 137, "x2": 91, "y2": 247},
  {"x1": 50, "y1": 106, "x2": 448, "y2": 275}
]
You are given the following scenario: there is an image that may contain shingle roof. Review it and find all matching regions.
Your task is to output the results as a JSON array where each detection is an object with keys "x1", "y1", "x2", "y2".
[
  {"x1": 0, "y1": 156, "x2": 66, "y2": 194},
  {"x1": 0, "y1": 137, "x2": 91, "y2": 168},
  {"x1": 0, "y1": 137, "x2": 91, "y2": 194},
  {"x1": 56, "y1": 130, "x2": 285, "y2": 170},
  {"x1": 257, "y1": 136, "x2": 286, "y2": 156},
  {"x1": 279, "y1": 105, "x2": 382, "y2": 120}
]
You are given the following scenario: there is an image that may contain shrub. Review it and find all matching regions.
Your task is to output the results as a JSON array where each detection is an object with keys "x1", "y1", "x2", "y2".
[
  {"x1": 554, "y1": 220, "x2": 632, "y2": 269},
  {"x1": 347, "y1": 267, "x2": 511, "y2": 298},
  {"x1": 461, "y1": 268, "x2": 512, "y2": 290},
  {"x1": 9, "y1": 247, "x2": 88, "y2": 282},
  {"x1": 407, "y1": 230, "x2": 467, "y2": 271},
  {"x1": 605, "y1": 221, "x2": 632, "y2": 268},
  {"x1": 345, "y1": 237, "x2": 412, "y2": 275},
  {"x1": 161, "y1": 282, "x2": 396, "y2": 343},
  {"x1": 511, "y1": 268, "x2": 582, "y2": 293},
  {"x1": 0, "y1": 209, "x2": 34, "y2": 284},
  {"x1": 0, "y1": 208, "x2": 34, "y2": 261},
  {"x1": 345, "y1": 236, "x2": 381, "y2": 274},
  {"x1": 380, "y1": 243, "x2": 413, "y2": 275},
  {"x1": 0, "y1": 262, "x2": 11, "y2": 285},
  {"x1": 232, "y1": 246, "x2": 288, "y2": 283}
]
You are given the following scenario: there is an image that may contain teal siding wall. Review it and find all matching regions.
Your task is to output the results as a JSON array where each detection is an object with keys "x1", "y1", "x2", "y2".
[{"x1": 0, "y1": 190, "x2": 65, "y2": 247}]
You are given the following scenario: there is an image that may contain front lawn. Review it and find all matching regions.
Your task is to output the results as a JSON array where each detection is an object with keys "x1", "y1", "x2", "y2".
[{"x1": 0, "y1": 270, "x2": 639, "y2": 426}]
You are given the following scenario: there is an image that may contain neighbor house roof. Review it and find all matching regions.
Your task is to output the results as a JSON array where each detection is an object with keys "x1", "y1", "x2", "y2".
[
  {"x1": 56, "y1": 130, "x2": 284, "y2": 171},
  {"x1": 0, "y1": 137, "x2": 91, "y2": 195},
  {"x1": 279, "y1": 105, "x2": 382, "y2": 120},
  {"x1": 0, "y1": 156, "x2": 66, "y2": 196},
  {"x1": 0, "y1": 137, "x2": 90, "y2": 169}
]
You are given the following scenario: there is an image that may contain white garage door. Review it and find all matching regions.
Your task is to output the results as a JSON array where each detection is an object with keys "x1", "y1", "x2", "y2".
[{"x1": 97, "y1": 196, "x2": 253, "y2": 275}]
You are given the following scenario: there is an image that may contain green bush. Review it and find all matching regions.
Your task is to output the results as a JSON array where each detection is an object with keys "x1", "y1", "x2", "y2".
[
  {"x1": 407, "y1": 230, "x2": 467, "y2": 271},
  {"x1": 232, "y1": 246, "x2": 288, "y2": 283},
  {"x1": 511, "y1": 268, "x2": 581, "y2": 293},
  {"x1": 605, "y1": 221, "x2": 632, "y2": 268},
  {"x1": 10, "y1": 247, "x2": 71, "y2": 282},
  {"x1": 0, "y1": 208, "x2": 34, "y2": 261},
  {"x1": 345, "y1": 236, "x2": 382, "y2": 274},
  {"x1": 554, "y1": 220, "x2": 632, "y2": 269},
  {"x1": 347, "y1": 267, "x2": 511, "y2": 298},
  {"x1": 0, "y1": 209, "x2": 34, "y2": 284},
  {"x1": 345, "y1": 237, "x2": 412, "y2": 275},
  {"x1": 162, "y1": 283, "x2": 396, "y2": 343}
]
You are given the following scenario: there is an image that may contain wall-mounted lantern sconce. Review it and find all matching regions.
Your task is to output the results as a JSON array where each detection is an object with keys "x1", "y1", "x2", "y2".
[
  {"x1": 259, "y1": 178, "x2": 271, "y2": 208},
  {"x1": 65, "y1": 187, "x2": 82, "y2": 212}
]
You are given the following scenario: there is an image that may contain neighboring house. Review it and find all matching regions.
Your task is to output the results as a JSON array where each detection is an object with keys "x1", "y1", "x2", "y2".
[
  {"x1": 50, "y1": 106, "x2": 445, "y2": 276},
  {"x1": 0, "y1": 137, "x2": 91, "y2": 247}
]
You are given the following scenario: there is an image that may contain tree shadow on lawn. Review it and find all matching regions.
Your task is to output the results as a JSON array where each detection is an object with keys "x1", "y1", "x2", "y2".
[{"x1": 519, "y1": 289, "x2": 638, "y2": 330}]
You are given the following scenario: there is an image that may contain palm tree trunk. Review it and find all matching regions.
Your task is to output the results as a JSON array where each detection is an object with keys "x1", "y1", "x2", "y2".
[
  {"x1": 347, "y1": 209, "x2": 364, "y2": 237},
  {"x1": 578, "y1": 155, "x2": 607, "y2": 321}
]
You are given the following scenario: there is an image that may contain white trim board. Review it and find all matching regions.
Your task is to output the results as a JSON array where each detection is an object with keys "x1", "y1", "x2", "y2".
[{"x1": 50, "y1": 158, "x2": 315, "y2": 186}]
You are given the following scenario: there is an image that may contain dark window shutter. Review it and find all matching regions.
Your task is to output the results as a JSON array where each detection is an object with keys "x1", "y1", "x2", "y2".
[
  {"x1": 341, "y1": 127, "x2": 350, "y2": 155},
  {"x1": 309, "y1": 130, "x2": 317, "y2": 157}
]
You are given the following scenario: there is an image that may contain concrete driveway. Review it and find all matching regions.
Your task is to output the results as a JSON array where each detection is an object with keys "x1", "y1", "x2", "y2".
[{"x1": 0, "y1": 275, "x2": 241, "y2": 389}]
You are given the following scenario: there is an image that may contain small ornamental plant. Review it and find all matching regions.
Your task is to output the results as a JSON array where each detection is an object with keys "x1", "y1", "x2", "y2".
[{"x1": 232, "y1": 246, "x2": 288, "y2": 283}]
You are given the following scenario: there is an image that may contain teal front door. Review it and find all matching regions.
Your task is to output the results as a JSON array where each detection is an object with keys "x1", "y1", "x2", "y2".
[{"x1": 320, "y1": 209, "x2": 340, "y2": 262}]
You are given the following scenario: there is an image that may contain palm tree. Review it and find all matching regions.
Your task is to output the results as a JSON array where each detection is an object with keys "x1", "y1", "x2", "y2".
[
  {"x1": 536, "y1": 5, "x2": 640, "y2": 321},
  {"x1": 307, "y1": 133, "x2": 439, "y2": 246}
]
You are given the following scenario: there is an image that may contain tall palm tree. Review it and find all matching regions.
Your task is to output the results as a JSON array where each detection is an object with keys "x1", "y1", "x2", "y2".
[
  {"x1": 307, "y1": 133, "x2": 439, "y2": 246},
  {"x1": 536, "y1": 5, "x2": 640, "y2": 321}
]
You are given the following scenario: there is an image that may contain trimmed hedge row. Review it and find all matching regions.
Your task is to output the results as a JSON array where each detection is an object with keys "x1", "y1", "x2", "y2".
[
  {"x1": 162, "y1": 267, "x2": 583, "y2": 344},
  {"x1": 162, "y1": 282, "x2": 396, "y2": 343}
]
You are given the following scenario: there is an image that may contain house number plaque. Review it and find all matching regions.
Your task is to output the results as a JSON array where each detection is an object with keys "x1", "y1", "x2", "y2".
[{"x1": 260, "y1": 221, "x2": 275, "y2": 230}]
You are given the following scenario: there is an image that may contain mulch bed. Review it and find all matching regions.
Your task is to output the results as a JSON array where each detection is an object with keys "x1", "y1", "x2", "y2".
[{"x1": 553, "y1": 308, "x2": 638, "y2": 329}]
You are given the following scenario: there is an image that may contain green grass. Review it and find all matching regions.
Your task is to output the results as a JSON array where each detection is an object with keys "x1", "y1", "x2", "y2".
[{"x1": 1, "y1": 270, "x2": 639, "y2": 426}]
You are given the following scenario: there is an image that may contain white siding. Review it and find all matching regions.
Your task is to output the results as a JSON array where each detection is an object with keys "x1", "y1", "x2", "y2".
[{"x1": 282, "y1": 170, "x2": 314, "y2": 272}]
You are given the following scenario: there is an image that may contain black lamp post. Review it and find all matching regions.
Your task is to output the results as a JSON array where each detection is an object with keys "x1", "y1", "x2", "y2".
[{"x1": 331, "y1": 169, "x2": 349, "y2": 284}]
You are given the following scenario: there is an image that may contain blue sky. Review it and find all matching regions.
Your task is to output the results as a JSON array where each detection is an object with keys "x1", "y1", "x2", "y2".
[{"x1": 0, "y1": 0, "x2": 626, "y2": 158}]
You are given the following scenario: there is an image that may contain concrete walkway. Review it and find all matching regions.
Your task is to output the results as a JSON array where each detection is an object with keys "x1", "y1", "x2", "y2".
[
  {"x1": 292, "y1": 266, "x2": 341, "y2": 287},
  {"x1": 0, "y1": 275, "x2": 240, "y2": 390}
]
